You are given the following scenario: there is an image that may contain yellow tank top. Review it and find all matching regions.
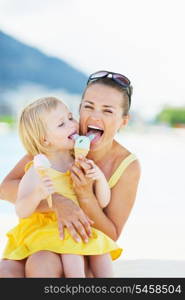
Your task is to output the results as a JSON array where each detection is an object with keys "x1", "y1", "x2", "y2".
[
  {"x1": 25, "y1": 153, "x2": 137, "y2": 193},
  {"x1": 108, "y1": 153, "x2": 137, "y2": 188}
]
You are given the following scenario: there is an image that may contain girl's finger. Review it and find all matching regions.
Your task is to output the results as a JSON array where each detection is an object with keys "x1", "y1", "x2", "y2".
[
  {"x1": 76, "y1": 160, "x2": 92, "y2": 171},
  {"x1": 85, "y1": 170, "x2": 96, "y2": 175},
  {"x1": 86, "y1": 175, "x2": 96, "y2": 179}
]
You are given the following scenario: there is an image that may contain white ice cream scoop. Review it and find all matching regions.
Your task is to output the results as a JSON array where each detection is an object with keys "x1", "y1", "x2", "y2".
[{"x1": 33, "y1": 154, "x2": 52, "y2": 208}]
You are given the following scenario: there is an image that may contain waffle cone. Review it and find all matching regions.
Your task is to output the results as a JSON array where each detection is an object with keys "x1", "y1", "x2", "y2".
[
  {"x1": 35, "y1": 167, "x2": 52, "y2": 208},
  {"x1": 74, "y1": 147, "x2": 89, "y2": 158}
]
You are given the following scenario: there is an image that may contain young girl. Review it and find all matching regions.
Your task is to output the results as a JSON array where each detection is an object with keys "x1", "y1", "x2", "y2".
[{"x1": 2, "y1": 96, "x2": 122, "y2": 277}]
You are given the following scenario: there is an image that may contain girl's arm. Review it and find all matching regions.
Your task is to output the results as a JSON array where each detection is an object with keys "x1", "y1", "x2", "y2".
[
  {"x1": 16, "y1": 166, "x2": 54, "y2": 218},
  {"x1": 85, "y1": 160, "x2": 110, "y2": 208},
  {"x1": 0, "y1": 155, "x2": 93, "y2": 242},
  {"x1": 71, "y1": 159, "x2": 141, "y2": 241}
]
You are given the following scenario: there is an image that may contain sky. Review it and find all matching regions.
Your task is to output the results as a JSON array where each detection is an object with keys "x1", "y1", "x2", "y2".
[{"x1": 0, "y1": 0, "x2": 185, "y2": 120}]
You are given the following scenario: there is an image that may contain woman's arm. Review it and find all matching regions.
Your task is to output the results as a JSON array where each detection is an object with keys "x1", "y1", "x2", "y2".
[
  {"x1": 71, "y1": 159, "x2": 141, "y2": 241},
  {"x1": 16, "y1": 166, "x2": 54, "y2": 218},
  {"x1": 0, "y1": 154, "x2": 32, "y2": 203}
]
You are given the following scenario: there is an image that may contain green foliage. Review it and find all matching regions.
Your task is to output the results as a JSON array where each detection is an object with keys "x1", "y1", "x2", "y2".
[
  {"x1": 156, "y1": 107, "x2": 185, "y2": 126},
  {"x1": 0, "y1": 115, "x2": 15, "y2": 127}
]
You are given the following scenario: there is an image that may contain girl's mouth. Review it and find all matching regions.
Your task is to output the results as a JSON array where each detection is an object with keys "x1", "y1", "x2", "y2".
[{"x1": 68, "y1": 131, "x2": 78, "y2": 140}]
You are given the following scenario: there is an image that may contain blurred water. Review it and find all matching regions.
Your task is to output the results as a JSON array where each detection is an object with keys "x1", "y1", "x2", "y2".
[
  {"x1": 0, "y1": 127, "x2": 185, "y2": 259},
  {"x1": 0, "y1": 132, "x2": 25, "y2": 213}
]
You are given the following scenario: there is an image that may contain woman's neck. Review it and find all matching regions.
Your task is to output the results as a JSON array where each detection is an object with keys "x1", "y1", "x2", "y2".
[
  {"x1": 47, "y1": 150, "x2": 74, "y2": 172},
  {"x1": 87, "y1": 140, "x2": 114, "y2": 164}
]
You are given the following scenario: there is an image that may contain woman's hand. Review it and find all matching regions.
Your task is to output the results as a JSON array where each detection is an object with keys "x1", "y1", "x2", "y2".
[{"x1": 52, "y1": 194, "x2": 94, "y2": 243}]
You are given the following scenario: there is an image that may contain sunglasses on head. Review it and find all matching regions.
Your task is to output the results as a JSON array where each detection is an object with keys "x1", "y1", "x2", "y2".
[{"x1": 87, "y1": 70, "x2": 132, "y2": 108}]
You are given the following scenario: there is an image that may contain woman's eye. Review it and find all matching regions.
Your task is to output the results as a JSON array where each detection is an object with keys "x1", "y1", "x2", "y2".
[
  {"x1": 58, "y1": 123, "x2": 64, "y2": 127},
  {"x1": 104, "y1": 110, "x2": 113, "y2": 113}
]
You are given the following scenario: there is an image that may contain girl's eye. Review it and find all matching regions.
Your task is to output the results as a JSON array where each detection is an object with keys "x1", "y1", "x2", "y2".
[
  {"x1": 69, "y1": 116, "x2": 73, "y2": 120},
  {"x1": 58, "y1": 123, "x2": 64, "y2": 127},
  {"x1": 84, "y1": 105, "x2": 93, "y2": 109}
]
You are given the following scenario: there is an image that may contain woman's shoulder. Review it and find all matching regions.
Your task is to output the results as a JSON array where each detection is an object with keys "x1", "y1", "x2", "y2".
[
  {"x1": 108, "y1": 141, "x2": 141, "y2": 188},
  {"x1": 113, "y1": 140, "x2": 134, "y2": 163}
]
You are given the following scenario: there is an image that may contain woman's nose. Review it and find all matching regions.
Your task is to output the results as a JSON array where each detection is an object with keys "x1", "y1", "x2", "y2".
[{"x1": 90, "y1": 110, "x2": 101, "y2": 120}]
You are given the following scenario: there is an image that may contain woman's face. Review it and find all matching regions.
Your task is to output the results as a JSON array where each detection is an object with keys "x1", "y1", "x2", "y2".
[{"x1": 79, "y1": 84, "x2": 128, "y2": 151}]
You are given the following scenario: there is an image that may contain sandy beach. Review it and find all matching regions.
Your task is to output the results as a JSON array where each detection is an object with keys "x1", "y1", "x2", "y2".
[{"x1": 0, "y1": 128, "x2": 185, "y2": 277}]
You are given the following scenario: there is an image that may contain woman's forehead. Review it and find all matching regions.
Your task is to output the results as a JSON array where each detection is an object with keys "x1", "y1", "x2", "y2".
[{"x1": 82, "y1": 84, "x2": 123, "y2": 107}]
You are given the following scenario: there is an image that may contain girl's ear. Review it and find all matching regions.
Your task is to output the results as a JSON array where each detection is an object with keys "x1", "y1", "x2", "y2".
[
  {"x1": 79, "y1": 103, "x2": 82, "y2": 112},
  {"x1": 43, "y1": 136, "x2": 49, "y2": 145}
]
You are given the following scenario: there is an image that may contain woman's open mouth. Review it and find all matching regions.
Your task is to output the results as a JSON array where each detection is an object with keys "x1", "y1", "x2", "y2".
[{"x1": 86, "y1": 125, "x2": 104, "y2": 144}]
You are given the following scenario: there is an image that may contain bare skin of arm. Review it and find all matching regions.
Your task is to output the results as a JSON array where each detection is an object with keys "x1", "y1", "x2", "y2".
[
  {"x1": 0, "y1": 154, "x2": 33, "y2": 203},
  {"x1": 71, "y1": 159, "x2": 141, "y2": 241},
  {"x1": 0, "y1": 155, "x2": 93, "y2": 242}
]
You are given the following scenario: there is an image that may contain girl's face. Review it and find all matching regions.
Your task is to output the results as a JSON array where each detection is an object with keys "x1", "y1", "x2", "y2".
[
  {"x1": 43, "y1": 102, "x2": 79, "y2": 152},
  {"x1": 79, "y1": 84, "x2": 129, "y2": 151}
]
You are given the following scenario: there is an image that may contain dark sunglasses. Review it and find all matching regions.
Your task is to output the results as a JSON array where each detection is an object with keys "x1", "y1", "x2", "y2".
[{"x1": 87, "y1": 70, "x2": 132, "y2": 107}]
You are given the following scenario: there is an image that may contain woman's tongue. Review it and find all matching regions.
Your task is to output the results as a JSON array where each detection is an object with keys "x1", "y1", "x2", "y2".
[{"x1": 87, "y1": 129, "x2": 103, "y2": 144}]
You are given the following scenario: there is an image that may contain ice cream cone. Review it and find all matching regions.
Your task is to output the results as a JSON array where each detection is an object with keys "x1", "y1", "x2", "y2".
[
  {"x1": 36, "y1": 167, "x2": 52, "y2": 208},
  {"x1": 33, "y1": 154, "x2": 53, "y2": 208},
  {"x1": 74, "y1": 147, "x2": 89, "y2": 159}
]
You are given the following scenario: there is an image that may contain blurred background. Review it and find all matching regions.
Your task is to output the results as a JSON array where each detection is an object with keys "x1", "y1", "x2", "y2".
[{"x1": 0, "y1": 0, "x2": 185, "y2": 276}]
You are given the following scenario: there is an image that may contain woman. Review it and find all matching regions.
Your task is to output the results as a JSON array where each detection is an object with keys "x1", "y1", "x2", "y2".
[{"x1": 0, "y1": 70, "x2": 141, "y2": 277}]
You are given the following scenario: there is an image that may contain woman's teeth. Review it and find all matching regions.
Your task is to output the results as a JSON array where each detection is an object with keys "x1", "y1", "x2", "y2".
[{"x1": 87, "y1": 125, "x2": 104, "y2": 136}]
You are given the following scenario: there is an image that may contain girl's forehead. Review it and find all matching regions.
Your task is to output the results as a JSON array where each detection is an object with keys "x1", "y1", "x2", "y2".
[{"x1": 43, "y1": 103, "x2": 70, "y2": 120}]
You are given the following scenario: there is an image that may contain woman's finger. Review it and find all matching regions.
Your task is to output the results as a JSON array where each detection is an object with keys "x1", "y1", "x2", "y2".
[
  {"x1": 58, "y1": 220, "x2": 64, "y2": 240},
  {"x1": 71, "y1": 166, "x2": 87, "y2": 184},
  {"x1": 79, "y1": 217, "x2": 93, "y2": 237},
  {"x1": 72, "y1": 221, "x2": 89, "y2": 243},
  {"x1": 86, "y1": 216, "x2": 94, "y2": 225},
  {"x1": 64, "y1": 221, "x2": 81, "y2": 243},
  {"x1": 70, "y1": 171, "x2": 81, "y2": 186}
]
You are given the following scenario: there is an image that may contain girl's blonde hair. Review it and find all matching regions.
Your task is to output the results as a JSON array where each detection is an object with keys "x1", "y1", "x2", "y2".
[{"x1": 19, "y1": 96, "x2": 63, "y2": 156}]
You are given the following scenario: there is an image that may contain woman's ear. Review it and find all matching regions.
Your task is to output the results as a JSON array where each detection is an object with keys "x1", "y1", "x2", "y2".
[{"x1": 119, "y1": 115, "x2": 130, "y2": 130}]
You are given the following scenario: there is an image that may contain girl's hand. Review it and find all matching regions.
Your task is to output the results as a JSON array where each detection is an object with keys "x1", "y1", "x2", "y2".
[
  {"x1": 84, "y1": 159, "x2": 103, "y2": 181},
  {"x1": 35, "y1": 168, "x2": 55, "y2": 201}
]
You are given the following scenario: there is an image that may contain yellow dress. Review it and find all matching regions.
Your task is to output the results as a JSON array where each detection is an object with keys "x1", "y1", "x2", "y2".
[{"x1": 2, "y1": 153, "x2": 137, "y2": 261}]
